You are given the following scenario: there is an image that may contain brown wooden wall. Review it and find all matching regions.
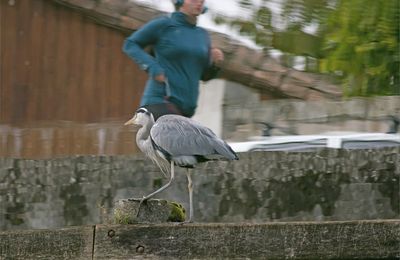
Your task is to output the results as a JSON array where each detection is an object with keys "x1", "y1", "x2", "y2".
[
  {"x1": 1, "y1": 0, "x2": 147, "y2": 124},
  {"x1": 0, "y1": 121, "x2": 139, "y2": 158}
]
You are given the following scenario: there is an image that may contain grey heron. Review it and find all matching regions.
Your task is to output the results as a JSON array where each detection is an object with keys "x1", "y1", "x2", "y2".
[{"x1": 125, "y1": 107, "x2": 238, "y2": 222}]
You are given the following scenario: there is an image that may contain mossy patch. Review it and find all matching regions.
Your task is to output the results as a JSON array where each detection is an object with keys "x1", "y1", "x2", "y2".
[
  {"x1": 113, "y1": 199, "x2": 186, "y2": 224},
  {"x1": 168, "y1": 201, "x2": 186, "y2": 222},
  {"x1": 114, "y1": 208, "x2": 136, "y2": 224}
]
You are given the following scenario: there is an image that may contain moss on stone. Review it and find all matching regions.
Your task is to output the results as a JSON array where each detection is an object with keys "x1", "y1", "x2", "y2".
[
  {"x1": 168, "y1": 201, "x2": 186, "y2": 222},
  {"x1": 114, "y1": 208, "x2": 134, "y2": 224},
  {"x1": 113, "y1": 199, "x2": 186, "y2": 224}
]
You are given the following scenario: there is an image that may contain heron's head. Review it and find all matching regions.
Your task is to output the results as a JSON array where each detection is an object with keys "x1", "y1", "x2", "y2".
[{"x1": 124, "y1": 108, "x2": 155, "y2": 127}]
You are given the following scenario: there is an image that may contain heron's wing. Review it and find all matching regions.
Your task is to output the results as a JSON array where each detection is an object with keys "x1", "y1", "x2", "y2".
[{"x1": 150, "y1": 115, "x2": 236, "y2": 159}]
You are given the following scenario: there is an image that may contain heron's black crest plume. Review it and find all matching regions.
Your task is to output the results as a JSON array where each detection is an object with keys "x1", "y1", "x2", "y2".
[{"x1": 136, "y1": 107, "x2": 151, "y2": 116}]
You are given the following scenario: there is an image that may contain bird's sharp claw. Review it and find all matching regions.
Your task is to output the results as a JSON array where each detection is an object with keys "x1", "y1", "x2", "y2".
[{"x1": 136, "y1": 197, "x2": 147, "y2": 218}]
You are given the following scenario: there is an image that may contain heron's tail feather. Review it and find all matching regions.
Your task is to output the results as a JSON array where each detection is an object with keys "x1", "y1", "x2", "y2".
[
  {"x1": 214, "y1": 140, "x2": 239, "y2": 160},
  {"x1": 152, "y1": 158, "x2": 170, "y2": 178},
  {"x1": 144, "y1": 148, "x2": 170, "y2": 178},
  {"x1": 158, "y1": 167, "x2": 168, "y2": 178}
]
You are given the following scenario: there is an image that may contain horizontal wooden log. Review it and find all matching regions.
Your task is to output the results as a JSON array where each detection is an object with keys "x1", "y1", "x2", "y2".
[
  {"x1": 93, "y1": 220, "x2": 400, "y2": 259},
  {"x1": 1, "y1": 220, "x2": 399, "y2": 259},
  {"x1": 0, "y1": 226, "x2": 94, "y2": 260}
]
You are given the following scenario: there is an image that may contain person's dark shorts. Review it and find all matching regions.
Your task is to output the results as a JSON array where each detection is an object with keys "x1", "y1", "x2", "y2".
[{"x1": 143, "y1": 102, "x2": 184, "y2": 121}]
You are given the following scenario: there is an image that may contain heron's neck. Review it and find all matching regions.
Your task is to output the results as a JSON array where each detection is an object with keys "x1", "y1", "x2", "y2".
[{"x1": 136, "y1": 120, "x2": 154, "y2": 151}]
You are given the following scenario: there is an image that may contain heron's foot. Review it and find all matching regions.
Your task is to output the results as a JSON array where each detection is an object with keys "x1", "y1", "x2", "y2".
[
  {"x1": 178, "y1": 218, "x2": 193, "y2": 224},
  {"x1": 174, "y1": 220, "x2": 194, "y2": 226},
  {"x1": 135, "y1": 196, "x2": 148, "y2": 218},
  {"x1": 185, "y1": 213, "x2": 194, "y2": 223},
  {"x1": 173, "y1": 220, "x2": 193, "y2": 226}
]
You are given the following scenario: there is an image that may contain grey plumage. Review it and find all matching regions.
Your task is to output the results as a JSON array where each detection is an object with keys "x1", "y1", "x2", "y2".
[
  {"x1": 151, "y1": 115, "x2": 238, "y2": 164},
  {"x1": 125, "y1": 107, "x2": 238, "y2": 222}
]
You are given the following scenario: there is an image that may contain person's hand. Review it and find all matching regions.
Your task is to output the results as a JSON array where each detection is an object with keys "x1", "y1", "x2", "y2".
[
  {"x1": 211, "y1": 48, "x2": 224, "y2": 66},
  {"x1": 154, "y1": 73, "x2": 166, "y2": 83}
]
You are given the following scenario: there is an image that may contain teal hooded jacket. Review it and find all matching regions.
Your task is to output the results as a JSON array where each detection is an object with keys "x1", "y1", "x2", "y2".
[{"x1": 123, "y1": 12, "x2": 219, "y2": 117}]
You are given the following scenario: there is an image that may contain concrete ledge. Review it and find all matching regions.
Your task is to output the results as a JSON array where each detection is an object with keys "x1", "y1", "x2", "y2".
[
  {"x1": 1, "y1": 220, "x2": 399, "y2": 259},
  {"x1": 0, "y1": 226, "x2": 94, "y2": 259}
]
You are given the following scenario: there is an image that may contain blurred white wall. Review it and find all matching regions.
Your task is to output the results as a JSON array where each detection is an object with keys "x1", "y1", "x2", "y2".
[
  {"x1": 192, "y1": 79, "x2": 225, "y2": 137},
  {"x1": 193, "y1": 78, "x2": 400, "y2": 141}
]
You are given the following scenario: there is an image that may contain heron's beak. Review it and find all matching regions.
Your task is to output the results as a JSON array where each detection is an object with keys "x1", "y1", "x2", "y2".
[{"x1": 124, "y1": 115, "x2": 137, "y2": 126}]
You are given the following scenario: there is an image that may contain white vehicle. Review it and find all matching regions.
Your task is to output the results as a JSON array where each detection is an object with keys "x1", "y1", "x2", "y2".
[{"x1": 228, "y1": 132, "x2": 400, "y2": 152}]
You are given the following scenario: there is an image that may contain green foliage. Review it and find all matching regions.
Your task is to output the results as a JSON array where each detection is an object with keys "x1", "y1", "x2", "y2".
[
  {"x1": 320, "y1": 0, "x2": 400, "y2": 96},
  {"x1": 281, "y1": 0, "x2": 332, "y2": 30},
  {"x1": 213, "y1": 6, "x2": 272, "y2": 47},
  {"x1": 215, "y1": 0, "x2": 399, "y2": 97}
]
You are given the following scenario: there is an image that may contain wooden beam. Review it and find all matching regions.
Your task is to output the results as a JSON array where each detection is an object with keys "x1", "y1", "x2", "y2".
[
  {"x1": 0, "y1": 226, "x2": 94, "y2": 259},
  {"x1": 2, "y1": 221, "x2": 398, "y2": 259}
]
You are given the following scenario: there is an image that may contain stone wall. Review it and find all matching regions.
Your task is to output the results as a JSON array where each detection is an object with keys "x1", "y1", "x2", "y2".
[{"x1": 1, "y1": 147, "x2": 399, "y2": 231}]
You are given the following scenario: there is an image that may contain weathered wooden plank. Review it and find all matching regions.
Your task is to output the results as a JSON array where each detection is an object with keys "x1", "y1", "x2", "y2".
[
  {"x1": 54, "y1": 4, "x2": 72, "y2": 120},
  {"x1": 120, "y1": 51, "x2": 146, "y2": 119},
  {"x1": 107, "y1": 32, "x2": 125, "y2": 118},
  {"x1": 94, "y1": 25, "x2": 111, "y2": 120},
  {"x1": 65, "y1": 9, "x2": 84, "y2": 122},
  {"x1": 20, "y1": 127, "x2": 42, "y2": 158},
  {"x1": 0, "y1": 226, "x2": 94, "y2": 260},
  {"x1": 80, "y1": 17, "x2": 98, "y2": 122},
  {"x1": 0, "y1": 0, "x2": 17, "y2": 121},
  {"x1": 94, "y1": 220, "x2": 400, "y2": 259},
  {"x1": 11, "y1": 0, "x2": 32, "y2": 121},
  {"x1": 1, "y1": 0, "x2": 146, "y2": 123},
  {"x1": 40, "y1": 1, "x2": 59, "y2": 121},
  {"x1": 70, "y1": 124, "x2": 89, "y2": 155},
  {"x1": 0, "y1": 221, "x2": 398, "y2": 259},
  {"x1": 53, "y1": 126, "x2": 73, "y2": 156},
  {"x1": 27, "y1": 0, "x2": 45, "y2": 121}
]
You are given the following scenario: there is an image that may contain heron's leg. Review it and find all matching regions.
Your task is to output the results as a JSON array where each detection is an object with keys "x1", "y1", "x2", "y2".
[
  {"x1": 136, "y1": 161, "x2": 175, "y2": 217},
  {"x1": 143, "y1": 161, "x2": 175, "y2": 200},
  {"x1": 186, "y1": 169, "x2": 194, "y2": 223}
]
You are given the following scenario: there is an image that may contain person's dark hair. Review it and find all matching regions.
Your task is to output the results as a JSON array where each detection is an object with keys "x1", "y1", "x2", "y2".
[
  {"x1": 172, "y1": 0, "x2": 184, "y2": 11},
  {"x1": 172, "y1": 0, "x2": 208, "y2": 14}
]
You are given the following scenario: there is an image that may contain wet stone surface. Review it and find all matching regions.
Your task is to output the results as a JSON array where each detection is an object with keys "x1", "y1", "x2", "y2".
[{"x1": 0, "y1": 147, "x2": 399, "y2": 231}]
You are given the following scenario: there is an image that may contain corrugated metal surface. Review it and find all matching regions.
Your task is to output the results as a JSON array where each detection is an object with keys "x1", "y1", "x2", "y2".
[
  {"x1": 1, "y1": 0, "x2": 146, "y2": 123},
  {"x1": 0, "y1": 121, "x2": 139, "y2": 158},
  {"x1": 0, "y1": 0, "x2": 146, "y2": 157}
]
